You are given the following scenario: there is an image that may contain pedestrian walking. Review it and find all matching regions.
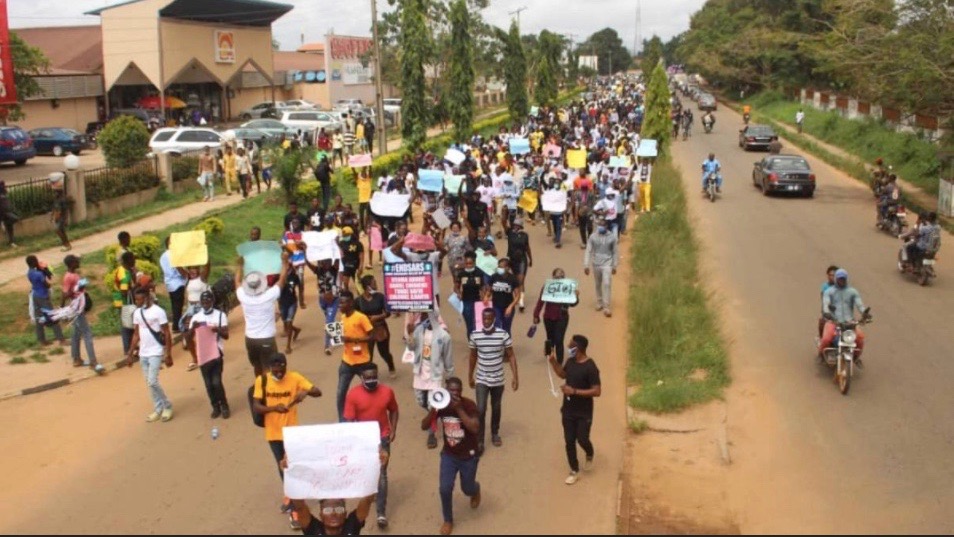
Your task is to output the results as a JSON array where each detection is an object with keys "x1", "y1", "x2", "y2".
[
  {"x1": 159, "y1": 236, "x2": 187, "y2": 334},
  {"x1": 583, "y1": 217, "x2": 619, "y2": 317},
  {"x1": 454, "y1": 252, "x2": 486, "y2": 337},
  {"x1": 356, "y1": 275, "x2": 395, "y2": 377},
  {"x1": 62, "y1": 255, "x2": 100, "y2": 371},
  {"x1": 189, "y1": 290, "x2": 231, "y2": 419},
  {"x1": 26, "y1": 255, "x2": 65, "y2": 346},
  {"x1": 796, "y1": 109, "x2": 805, "y2": 133},
  {"x1": 365, "y1": 119, "x2": 376, "y2": 155},
  {"x1": 51, "y1": 187, "x2": 72, "y2": 251},
  {"x1": 532, "y1": 267, "x2": 579, "y2": 365},
  {"x1": 235, "y1": 254, "x2": 289, "y2": 377},
  {"x1": 488, "y1": 257, "x2": 521, "y2": 335},
  {"x1": 505, "y1": 218, "x2": 532, "y2": 311},
  {"x1": 467, "y1": 308, "x2": 518, "y2": 454},
  {"x1": 114, "y1": 251, "x2": 140, "y2": 355},
  {"x1": 343, "y1": 128, "x2": 356, "y2": 158},
  {"x1": 125, "y1": 287, "x2": 174, "y2": 423},
  {"x1": 336, "y1": 290, "x2": 374, "y2": 421},
  {"x1": 409, "y1": 311, "x2": 454, "y2": 449},
  {"x1": 0, "y1": 181, "x2": 18, "y2": 247},
  {"x1": 547, "y1": 335, "x2": 601, "y2": 485},
  {"x1": 198, "y1": 146, "x2": 216, "y2": 201},
  {"x1": 636, "y1": 157, "x2": 653, "y2": 213},
  {"x1": 278, "y1": 263, "x2": 303, "y2": 355},
  {"x1": 343, "y1": 362, "x2": 399, "y2": 529}
]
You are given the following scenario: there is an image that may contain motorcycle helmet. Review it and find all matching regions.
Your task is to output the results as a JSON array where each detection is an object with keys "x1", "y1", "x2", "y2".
[{"x1": 834, "y1": 269, "x2": 848, "y2": 281}]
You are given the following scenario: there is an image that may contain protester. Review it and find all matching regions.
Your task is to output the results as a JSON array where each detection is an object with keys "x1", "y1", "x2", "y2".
[
  {"x1": 198, "y1": 146, "x2": 216, "y2": 201},
  {"x1": 125, "y1": 287, "x2": 174, "y2": 423},
  {"x1": 0, "y1": 181, "x2": 17, "y2": 247},
  {"x1": 468, "y1": 308, "x2": 518, "y2": 454},
  {"x1": 356, "y1": 274, "x2": 395, "y2": 377},
  {"x1": 182, "y1": 260, "x2": 211, "y2": 371},
  {"x1": 235, "y1": 253, "x2": 290, "y2": 377},
  {"x1": 583, "y1": 217, "x2": 619, "y2": 317},
  {"x1": 533, "y1": 267, "x2": 580, "y2": 365},
  {"x1": 26, "y1": 255, "x2": 65, "y2": 346},
  {"x1": 454, "y1": 252, "x2": 485, "y2": 337},
  {"x1": 159, "y1": 236, "x2": 187, "y2": 333},
  {"x1": 51, "y1": 187, "x2": 72, "y2": 251},
  {"x1": 409, "y1": 310, "x2": 454, "y2": 448},
  {"x1": 336, "y1": 290, "x2": 374, "y2": 421},
  {"x1": 547, "y1": 335, "x2": 601, "y2": 485},
  {"x1": 115, "y1": 251, "x2": 140, "y2": 355},
  {"x1": 505, "y1": 218, "x2": 532, "y2": 311},
  {"x1": 188, "y1": 290, "x2": 230, "y2": 418},
  {"x1": 305, "y1": 257, "x2": 341, "y2": 355},
  {"x1": 278, "y1": 261, "x2": 303, "y2": 354},
  {"x1": 61, "y1": 255, "x2": 100, "y2": 371},
  {"x1": 488, "y1": 257, "x2": 521, "y2": 335}
]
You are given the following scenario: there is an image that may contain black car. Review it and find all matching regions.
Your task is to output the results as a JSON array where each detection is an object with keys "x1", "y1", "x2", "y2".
[
  {"x1": 739, "y1": 124, "x2": 777, "y2": 151},
  {"x1": 752, "y1": 154, "x2": 816, "y2": 197}
]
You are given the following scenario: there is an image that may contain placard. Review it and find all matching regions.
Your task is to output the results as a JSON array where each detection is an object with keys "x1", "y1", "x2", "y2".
[
  {"x1": 325, "y1": 321, "x2": 344, "y2": 347},
  {"x1": 404, "y1": 232, "x2": 436, "y2": 251},
  {"x1": 383, "y1": 262, "x2": 434, "y2": 312},
  {"x1": 530, "y1": 106, "x2": 539, "y2": 117},
  {"x1": 541, "y1": 278, "x2": 578, "y2": 304},
  {"x1": 417, "y1": 169, "x2": 444, "y2": 193},
  {"x1": 169, "y1": 230, "x2": 207, "y2": 267},
  {"x1": 445, "y1": 148, "x2": 466, "y2": 166},
  {"x1": 517, "y1": 190, "x2": 538, "y2": 214},
  {"x1": 348, "y1": 153, "x2": 373, "y2": 167},
  {"x1": 475, "y1": 248, "x2": 498, "y2": 276},
  {"x1": 431, "y1": 209, "x2": 451, "y2": 230},
  {"x1": 236, "y1": 240, "x2": 283, "y2": 275},
  {"x1": 303, "y1": 230, "x2": 342, "y2": 262},
  {"x1": 509, "y1": 138, "x2": 531, "y2": 155},
  {"x1": 609, "y1": 156, "x2": 632, "y2": 169},
  {"x1": 636, "y1": 139, "x2": 658, "y2": 158},
  {"x1": 543, "y1": 143, "x2": 562, "y2": 158},
  {"x1": 444, "y1": 174, "x2": 465, "y2": 196},
  {"x1": 283, "y1": 422, "x2": 382, "y2": 500},
  {"x1": 194, "y1": 325, "x2": 221, "y2": 365},
  {"x1": 567, "y1": 149, "x2": 586, "y2": 169},
  {"x1": 370, "y1": 192, "x2": 410, "y2": 217},
  {"x1": 541, "y1": 190, "x2": 568, "y2": 213}
]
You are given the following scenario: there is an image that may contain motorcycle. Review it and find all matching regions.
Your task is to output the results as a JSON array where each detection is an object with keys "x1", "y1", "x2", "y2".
[
  {"x1": 703, "y1": 119, "x2": 713, "y2": 134},
  {"x1": 870, "y1": 168, "x2": 890, "y2": 198},
  {"x1": 818, "y1": 308, "x2": 872, "y2": 395},
  {"x1": 898, "y1": 241, "x2": 938, "y2": 286},
  {"x1": 876, "y1": 204, "x2": 907, "y2": 237},
  {"x1": 743, "y1": 112, "x2": 751, "y2": 125},
  {"x1": 704, "y1": 172, "x2": 719, "y2": 203}
]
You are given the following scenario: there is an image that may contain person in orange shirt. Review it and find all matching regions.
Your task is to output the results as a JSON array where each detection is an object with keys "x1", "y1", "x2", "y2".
[{"x1": 335, "y1": 290, "x2": 374, "y2": 421}]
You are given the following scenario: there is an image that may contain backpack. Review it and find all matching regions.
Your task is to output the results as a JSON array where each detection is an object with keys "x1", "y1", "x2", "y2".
[{"x1": 248, "y1": 374, "x2": 268, "y2": 428}]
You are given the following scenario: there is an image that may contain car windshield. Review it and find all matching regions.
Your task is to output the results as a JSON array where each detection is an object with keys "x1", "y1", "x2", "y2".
[
  {"x1": 152, "y1": 131, "x2": 175, "y2": 142},
  {"x1": 748, "y1": 127, "x2": 775, "y2": 136},
  {"x1": 62, "y1": 129, "x2": 81, "y2": 136},
  {"x1": 248, "y1": 120, "x2": 282, "y2": 128},
  {"x1": 769, "y1": 158, "x2": 810, "y2": 170}
]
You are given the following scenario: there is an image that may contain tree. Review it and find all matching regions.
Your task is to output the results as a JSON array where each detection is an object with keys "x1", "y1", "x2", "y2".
[
  {"x1": 4, "y1": 32, "x2": 50, "y2": 123},
  {"x1": 641, "y1": 62, "x2": 672, "y2": 152},
  {"x1": 398, "y1": 0, "x2": 431, "y2": 152},
  {"x1": 579, "y1": 28, "x2": 633, "y2": 75},
  {"x1": 98, "y1": 115, "x2": 150, "y2": 168},
  {"x1": 640, "y1": 35, "x2": 664, "y2": 74},
  {"x1": 534, "y1": 30, "x2": 562, "y2": 106},
  {"x1": 447, "y1": 0, "x2": 475, "y2": 141},
  {"x1": 499, "y1": 20, "x2": 529, "y2": 119}
]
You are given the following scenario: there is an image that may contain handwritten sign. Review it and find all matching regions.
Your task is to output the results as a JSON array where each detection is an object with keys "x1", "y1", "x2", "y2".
[
  {"x1": 430, "y1": 209, "x2": 451, "y2": 229},
  {"x1": 543, "y1": 143, "x2": 562, "y2": 158},
  {"x1": 541, "y1": 278, "x2": 578, "y2": 304},
  {"x1": 169, "y1": 230, "x2": 207, "y2": 267},
  {"x1": 283, "y1": 422, "x2": 382, "y2": 500},
  {"x1": 541, "y1": 190, "x2": 568, "y2": 213},
  {"x1": 636, "y1": 139, "x2": 658, "y2": 158},
  {"x1": 236, "y1": 241, "x2": 283, "y2": 275},
  {"x1": 325, "y1": 321, "x2": 344, "y2": 347},
  {"x1": 404, "y1": 232, "x2": 436, "y2": 251},
  {"x1": 475, "y1": 248, "x2": 498, "y2": 276},
  {"x1": 370, "y1": 192, "x2": 410, "y2": 217},
  {"x1": 444, "y1": 174, "x2": 465, "y2": 196},
  {"x1": 609, "y1": 156, "x2": 632, "y2": 169},
  {"x1": 303, "y1": 230, "x2": 341, "y2": 263},
  {"x1": 445, "y1": 148, "x2": 466, "y2": 166},
  {"x1": 518, "y1": 189, "x2": 538, "y2": 214},
  {"x1": 567, "y1": 149, "x2": 586, "y2": 169},
  {"x1": 418, "y1": 169, "x2": 444, "y2": 193},
  {"x1": 383, "y1": 262, "x2": 434, "y2": 312},
  {"x1": 348, "y1": 153, "x2": 373, "y2": 167},
  {"x1": 509, "y1": 138, "x2": 531, "y2": 155}
]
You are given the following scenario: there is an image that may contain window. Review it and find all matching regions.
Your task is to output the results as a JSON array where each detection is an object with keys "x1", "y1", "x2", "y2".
[
  {"x1": 152, "y1": 131, "x2": 176, "y2": 142},
  {"x1": 176, "y1": 131, "x2": 203, "y2": 142},
  {"x1": 290, "y1": 113, "x2": 309, "y2": 120}
]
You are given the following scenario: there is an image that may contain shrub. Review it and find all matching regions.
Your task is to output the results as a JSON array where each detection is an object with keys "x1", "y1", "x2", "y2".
[
  {"x1": 99, "y1": 115, "x2": 151, "y2": 168},
  {"x1": 129, "y1": 234, "x2": 161, "y2": 263},
  {"x1": 104, "y1": 244, "x2": 121, "y2": 270},
  {"x1": 172, "y1": 155, "x2": 200, "y2": 181},
  {"x1": 273, "y1": 148, "x2": 309, "y2": 203},
  {"x1": 103, "y1": 259, "x2": 162, "y2": 293},
  {"x1": 193, "y1": 216, "x2": 225, "y2": 236}
]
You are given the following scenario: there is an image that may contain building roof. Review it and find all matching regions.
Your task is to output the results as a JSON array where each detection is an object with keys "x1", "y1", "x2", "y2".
[
  {"x1": 297, "y1": 42, "x2": 325, "y2": 54},
  {"x1": 87, "y1": 0, "x2": 293, "y2": 28},
  {"x1": 273, "y1": 51, "x2": 326, "y2": 72},
  {"x1": 13, "y1": 25, "x2": 103, "y2": 75}
]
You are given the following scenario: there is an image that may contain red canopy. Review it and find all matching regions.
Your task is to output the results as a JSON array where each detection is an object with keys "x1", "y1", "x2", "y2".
[{"x1": 136, "y1": 95, "x2": 187, "y2": 109}]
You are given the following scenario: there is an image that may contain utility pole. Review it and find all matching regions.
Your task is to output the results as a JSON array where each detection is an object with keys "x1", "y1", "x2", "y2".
[
  {"x1": 508, "y1": 6, "x2": 527, "y2": 26},
  {"x1": 370, "y1": 0, "x2": 387, "y2": 156},
  {"x1": 634, "y1": 0, "x2": 641, "y2": 57}
]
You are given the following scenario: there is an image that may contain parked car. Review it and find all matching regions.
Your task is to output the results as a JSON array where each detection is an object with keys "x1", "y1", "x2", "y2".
[
  {"x1": 109, "y1": 108, "x2": 151, "y2": 125},
  {"x1": 239, "y1": 119, "x2": 298, "y2": 140},
  {"x1": 239, "y1": 101, "x2": 288, "y2": 120},
  {"x1": 697, "y1": 93, "x2": 717, "y2": 111},
  {"x1": 283, "y1": 99, "x2": 318, "y2": 110},
  {"x1": 222, "y1": 127, "x2": 279, "y2": 145},
  {"x1": 149, "y1": 127, "x2": 222, "y2": 155},
  {"x1": 28, "y1": 128, "x2": 92, "y2": 156},
  {"x1": 0, "y1": 126, "x2": 36, "y2": 165},
  {"x1": 738, "y1": 124, "x2": 778, "y2": 151},
  {"x1": 752, "y1": 154, "x2": 816, "y2": 197},
  {"x1": 382, "y1": 98, "x2": 402, "y2": 113},
  {"x1": 279, "y1": 110, "x2": 342, "y2": 133}
]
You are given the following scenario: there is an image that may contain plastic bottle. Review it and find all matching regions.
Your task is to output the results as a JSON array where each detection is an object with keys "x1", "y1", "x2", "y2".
[{"x1": 211, "y1": 426, "x2": 220, "y2": 440}]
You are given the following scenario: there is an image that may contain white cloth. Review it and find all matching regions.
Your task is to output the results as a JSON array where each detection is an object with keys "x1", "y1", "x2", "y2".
[
  {"x1": 237, "y1": 286, "x2": 280, "y2": 339},
  {"x1": 134, "y1": 304, "x2": 169, "y2": 357}
]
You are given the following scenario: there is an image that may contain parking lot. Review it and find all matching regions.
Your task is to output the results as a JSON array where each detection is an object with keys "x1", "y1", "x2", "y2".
[{"x1": 0, "y1": 149, "x2": 107, "y2": 186}]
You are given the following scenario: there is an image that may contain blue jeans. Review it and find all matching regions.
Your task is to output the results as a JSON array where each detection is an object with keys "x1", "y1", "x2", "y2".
[
  {"x1": 439, "y1": 452, "x2": 480, "y2": 523},
  {"x1": 550, "y1": 213, "x2": 563, "y2": 244},
  {"x1": 336, "y1": 361, "x2": 367, "y2": 421},
  {"x1": 320, "y1": 296, "x2": 340, "y2": 348},
  {"x1": 494, "y1": 306, "x2": 514, "y2": 335},
  {"x1": 140, "y1": 354, "x2": 172, "y2": 413},
  {"x1": 462, "y1": 300, "x2": 477, "y2": 338},
  {"x1": 701, "y1": 173, "x2": 723, "y2": 190}
]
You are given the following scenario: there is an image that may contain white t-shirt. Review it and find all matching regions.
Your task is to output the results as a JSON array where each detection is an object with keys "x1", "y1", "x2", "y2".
[
  {"x1": 190, "y1": 308, "x2": 228, "y2": 353},
  {"x1": 594, "y1": 198, "x2": 618, "y2": 220},
  {"x1": 237, "y1": 286, "x2": 280, "y2": 339},
  {"x1": 134, "y1": 304, "x2": 169, "y2": 357}
]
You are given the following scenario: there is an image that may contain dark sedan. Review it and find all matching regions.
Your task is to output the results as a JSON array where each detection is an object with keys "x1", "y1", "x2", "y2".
[
  {"x1": 29, "y1": 128, "x2": 91, "y2": 156},
  {"x1": 752, "y1": 154, "x2": 816, "y2": 197},
  {"x1": 738, "y1": 124, "x2": 777, "y2": 151}
]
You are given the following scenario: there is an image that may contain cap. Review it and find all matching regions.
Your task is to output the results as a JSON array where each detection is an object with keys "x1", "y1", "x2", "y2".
[
  {"x1": 342, "y1": 226, "x2": 354, "y2": 236},
  {"x1": 834, "y1": 269, "x2": 849, "y2": 280}
]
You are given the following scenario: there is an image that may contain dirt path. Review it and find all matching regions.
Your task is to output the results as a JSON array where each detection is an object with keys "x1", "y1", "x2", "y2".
[{"x1": 0, "y1": 208, "x2": 627, "y2": 534}]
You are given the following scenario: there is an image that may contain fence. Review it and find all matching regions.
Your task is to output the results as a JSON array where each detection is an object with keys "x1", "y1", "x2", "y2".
[
  {"x1": 6, "y1": 176, "x2": 57, "y2": 219},
  {"x1": 84, "y1": 157, "x2": 161, "y2": 203},
  {"x1": 170, "y1": 149, "x2": 204, "y2": 182},
  {"x1": 797, "y1": 88, "x2": 948, "y2": 141}
]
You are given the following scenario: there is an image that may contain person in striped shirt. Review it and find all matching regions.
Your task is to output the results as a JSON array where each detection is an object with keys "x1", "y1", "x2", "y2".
[
  {"x1": 342, "y1": 128, "x2": 356, "y2": 158},
  {"x1": 467, "y1": 308, "x2": 518, "y2": 455}
]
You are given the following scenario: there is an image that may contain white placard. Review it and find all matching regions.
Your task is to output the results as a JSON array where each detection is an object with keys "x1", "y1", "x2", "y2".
[
  {"x1": 283, "y1": 422, "x2": 382, "y2": 500},
  {"x1": 430, "y1": 209, "x2": 451, "y2": 229},
  {"x1": 541, "y1": 190, "x2": 568, "y2": 213},
  {"x1": 445, "y1": 148, "x2": 466, "y2": 166},
  {"x1": 370, "y1": 192, "x2": 411, "y2": 218},
  {"x1": 303, "y1": 230, "x2": 342, "y2": 263}
]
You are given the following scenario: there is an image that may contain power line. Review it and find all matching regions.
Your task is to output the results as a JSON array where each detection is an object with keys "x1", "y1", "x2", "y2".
[{"x1": 507, "y1": 6, "x2": 527, "y2": 26}]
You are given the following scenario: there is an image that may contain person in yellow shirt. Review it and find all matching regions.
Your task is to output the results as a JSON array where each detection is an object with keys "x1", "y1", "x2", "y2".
[
  {"x1": 355, "y1": 167, "x2": 373, "y2": 231},
  {"x1": 335, "y1": 290, "x2": 374, "y2": 421},
  {"x1": 355, "y1": 121, "x2": 366, "y2": 153},
  {"x1": 221, "y1": 145, "x2": 237, "y2": 195},
  {"x1": 251, "y1": 352, "x2": 322, "y2": 526}
]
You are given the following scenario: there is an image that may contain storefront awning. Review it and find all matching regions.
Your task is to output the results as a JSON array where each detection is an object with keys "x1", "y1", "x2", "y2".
[{"x1": 87, "y1": 0, "x2": 293, "y2": 27}]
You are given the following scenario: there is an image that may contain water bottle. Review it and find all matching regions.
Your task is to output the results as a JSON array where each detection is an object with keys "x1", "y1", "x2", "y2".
[{"x1": 211, "y1": 426, "x2": 220, "y2": 440}]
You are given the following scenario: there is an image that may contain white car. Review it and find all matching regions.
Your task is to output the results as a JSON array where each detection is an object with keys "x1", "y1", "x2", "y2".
[
  {"x1": 238, "y1": 101, "x2": 288, "y2": 120},
  {"x1": 149, "y1": 128, "x2": 222, "y2": 155},
  {"x1": 284, "y1": 99, "x2": 318, "y2": 110},
  {"x1": 382, "y1": 98, "x2": 402, "y2": 113},
  {"x1": 279, "y1": 110, "x2": 342, "y2": 133}
]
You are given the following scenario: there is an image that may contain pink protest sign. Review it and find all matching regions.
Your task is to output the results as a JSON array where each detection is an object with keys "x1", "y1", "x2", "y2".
[
  {"x1": 194, "y1": 325, "x2": 221, "y2": 365},
  {"x1": 383, "y1": 261, "x2": 434, "y2": 312},
  {"x1": 404, "y1": 233, "x2": 436, "y2": 251}
]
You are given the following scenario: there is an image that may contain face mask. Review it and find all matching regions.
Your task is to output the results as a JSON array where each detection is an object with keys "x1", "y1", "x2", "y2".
[
  {"x1": 342, "y1": 236, "x2": 352, "y2": 242},
  {"x1": 465, "y1": 267, "x2": 475, "y2": 273},
  {"x1": 496, "y1": 268, "x2": 506, "y2": 275},
  {"x1": 597, "y1": 226, "x2": 608, "y2": 234},
  {"x1": 451, "y1": 231, "x2": 460, "y2": 237},
  {"x1": 483, "y1": 322, "x2": 495, "y2": 333},
  {"x1": 270, "y1": 372, "x2": 284, "y2": 382},
  {"x1": 568, "y1": 347, "x2": 578, "y2": 359},
  {"x1": 363, "y1": 379, "x2": 379, "y2": 391}
]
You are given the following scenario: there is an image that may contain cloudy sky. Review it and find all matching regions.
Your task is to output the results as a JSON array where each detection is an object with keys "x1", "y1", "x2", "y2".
[{"x1": 10, "y1": 0, "x2": 705, "y2": 52}]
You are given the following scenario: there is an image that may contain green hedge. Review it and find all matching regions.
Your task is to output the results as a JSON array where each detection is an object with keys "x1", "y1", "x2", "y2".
[{"x1": 85, "y1": 160, "x2": 161, "y2": 204}]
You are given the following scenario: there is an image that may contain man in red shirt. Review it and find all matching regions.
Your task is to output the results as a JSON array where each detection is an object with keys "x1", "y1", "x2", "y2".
[{"x1": 343, "y1": 363, "x2": 399, "y2": 529}]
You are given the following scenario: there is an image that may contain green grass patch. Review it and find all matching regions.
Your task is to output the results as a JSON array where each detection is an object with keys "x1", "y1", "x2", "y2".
[
  {"x1": 743, "y1": 92, "x2": 943, "y2": 195},
  {"x1": 9, "y1": 356, "x2": 27, "y2": 365},
  {"x1": 28, "y1": 352, "x2": 49, "y2": 363},
  {"x1": 626, "y1": 157, "x2": 730, "y2": 413},
  {"x1": 47, "y1": 346, "x2": 65, "y2": 355}
]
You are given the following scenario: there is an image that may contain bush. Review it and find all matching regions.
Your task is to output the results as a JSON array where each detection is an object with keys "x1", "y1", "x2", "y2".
[
  {"x1": 104, "y1": 244, "x2": 121, "y2": 270},
  {"x1": 172, "y1": 155, "x2": 200, "y2": 182},
  {"x1": 85, "y1": 158, "x2": 160, "y2": 203},
  {"x1": 129, "y1": 234, "x2": 161, "y2": 263},
  {"x1": 273, "y1": 148, "x2": 309, "y2": 203},
  {"x1": 193, "y1": 216, "x2": 225, "y2": 236},
  {"x1": 103, "y1": 259, "x2": 162, "y2": 293},
  {"x1": 99, "y1": 115, "x2": 151, "y2": 168}
]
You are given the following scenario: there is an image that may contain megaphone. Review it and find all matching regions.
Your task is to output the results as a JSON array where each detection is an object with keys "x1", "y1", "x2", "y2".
[{"x1": 428, "y1": 387, "x2": 451, "y2": 410}]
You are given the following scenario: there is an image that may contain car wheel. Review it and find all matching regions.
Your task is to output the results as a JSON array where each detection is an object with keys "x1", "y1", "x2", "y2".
[
  {"x1": 804, "y1": 189, "x2": 815, "y2": 198},
  {"x1": 241, "y1": 113, "x2": 252, "y2": 120},
  {"x1": 14, "y1": 159, "x2": 26, "y2": 166},
  {"x1": 52, "y1": 145, "x2": 64, "y2": 156}
]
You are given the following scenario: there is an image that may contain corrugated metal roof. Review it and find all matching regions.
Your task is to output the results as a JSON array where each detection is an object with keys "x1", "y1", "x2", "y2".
[{"x1": 13, "y1": 25, "x2": 103, "y2": 75}]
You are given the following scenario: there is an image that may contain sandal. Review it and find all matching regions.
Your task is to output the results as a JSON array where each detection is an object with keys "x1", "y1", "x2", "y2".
[{"x1": 187, "y1": 363, "x2": 198, "y2": 371}]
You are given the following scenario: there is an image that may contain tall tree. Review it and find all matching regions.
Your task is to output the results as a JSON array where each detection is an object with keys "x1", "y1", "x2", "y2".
[
  {"x1": 580, "y1": 28, "x2": 633, "y2": 75},
  {"x1": 3, "y1": 32, "x2": 50, "y2": 123},
  {"x1": 534, "y1": 30, "x2": 562, "y2": 106},
  {"x1": 447, "y1": 0, "x2": 475, "y2": 141},
  {"x1": 534, "y1": 56, "x2": 556, "y2": 106},
  {"x1": 641, "y1": 62, "x2": 672, "y2": 151},
  {"x1": 640, "y1": 35, "x2": 664, "y2": 74},
  {"x1": 499, "y1": 20, "x2": 529, "y2": 119},
  {"x1": 398, "y1": 0, "x2": 430, "y2": 151}
]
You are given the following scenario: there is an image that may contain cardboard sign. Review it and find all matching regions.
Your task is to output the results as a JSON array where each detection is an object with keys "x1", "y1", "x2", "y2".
[
  {"x1": 518, "y1": 190, "x2": 539, "y2": 214},
  {"x1": 370, "y1": 192, "x2": 410, "y2": 217},
  {"x1": 609, "y1": 156, "x2": 632, "y2": 169},
  {"x1": 530, "y1": 106, "x2": 539, "y2": 117},
  {"x1": 509, "y1": 138, "x2": 531, "y2": 155},
  {"x1": 431, "y1": 209, "x2": 451, "y2": 230},
  {"x1": 567, "y1": 149, "x2": 587, "y2": 169},
  {"x1": 404, "y1": 233, "x2": 436, "y2": 251},
  {"x1": 541, "y1": 278, "x2": 578, "y2": 304},
  {"x1": 543, "y1": 143, "x2": 562, "y2": 158},
  {"x1": 444, "y1": 174, "x2": 466, "y2": 196},
  {"x1": 445, "y1": 148, "x2": 466, "y2": 166},
  {"x1": 348, "y1": 153, "x2": 373, "y2": 167},
  {"x1": 383, "y1": 262, "x2": 434, "y2": 312},
  {"x1": 636, "y1": 139, "x2": 658, "y2": 158},
  {"x1": 194, "y1": 325, "x2": 221, "y2": 365},
  {"x1": 236, "y1": 240, "x2": 283, "y2": 275},
  {"x1": 325, "y1": 321, "x2": 344, "y2": 347},
  {"x1": 475, "y1": 248, "x2": 498, "y2": 276},
  {"x1": 417, "y1": 169, "x2": 444, "y2": 193},
  {"x1": 283, "y1": 422, "x2": 382, "y2": 500},
  {"x1": 541, "y1": 190, "x2": 568, "y2": 213},
  {"x1": 303, "y1": 230, "x2": 341, "y2": 263},
  {"x1": 169, "y1": 230, "x2": 207, "y2": 268}
]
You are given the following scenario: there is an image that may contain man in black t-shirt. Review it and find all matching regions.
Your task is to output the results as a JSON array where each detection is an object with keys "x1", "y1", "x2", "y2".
[
  {"x1": 421, "y1": 377, "x2": 481, "y2": 536},
  {"x1": 488, "y1": 258, "x2": 521, "y2": 335},
  {"x1": 505, "y1": 218, "x2": 533, "y2": 311},
  {"x1": 454, "y1": 252, "x2": 486, "y2": 338},
  {"x1": 278, "y1": 265, "x2": 303, "y2": 354},
  {"x1": 546, "y1": 334, "x2": 601, "y2": 486},
  {"x1": 464, "y1": 191, "x2": 488, "y2": 234},
  {"x1": 338, "y1": 227, "x2": 364, "y2": 291},
  {"x1": 284, "y1": 201, "x2": 303, "y2": 232},
  {"x1": 356, "y1": 274, "x2": 394, "y2": 376}
]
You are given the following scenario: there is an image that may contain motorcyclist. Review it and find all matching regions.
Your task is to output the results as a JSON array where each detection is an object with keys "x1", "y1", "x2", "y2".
[
  {"x1": 877, "y1": 174, "x2": 900, "y2": 221},
  {"x1": 871, "y1": 158, "x2": 888, "y2": 195},
  {"x1": 818, "y1": 269, "x2": 869, "y2": 365},
  {"x1": 742, "y1": 104, "x2": 751, "y2": 124},
  {"x1": 702, "y1": 111, "x2": 715, "y2": 130},
  {"x1": 700, "y1": 153, "x2": 722, "y2": 193},
  {"x1": 818, "y1": 265, "x2": 839, "y2": 338},
  {"x1": 901, "y1": 211, "x2": 941, "y2": 266}
]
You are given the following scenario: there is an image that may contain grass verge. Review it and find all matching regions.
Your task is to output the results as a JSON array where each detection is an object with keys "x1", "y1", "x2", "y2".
[{"x1": 626, "y1": 157, "x2": 730, "y2": 413}]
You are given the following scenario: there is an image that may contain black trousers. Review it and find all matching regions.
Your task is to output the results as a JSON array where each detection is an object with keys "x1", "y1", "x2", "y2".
[
  {"x1": 578, "y1": 214, "x2": 592, "y2": 244},
  {"x1": 544, "y1": 316, "x2": 569, "y2": 365},
  {"x1": 476, "y1": 384, "x2": 504, "y2": 444},
  {"x1": 368, "y1": 328, "x2": 395, "y2": 372},
  {"x1": 169, "y1": 287, "x2": 185, "y2": 333},
  {"x1": 562, "y1": 413, "x2": 594, "y2": 473},
  {"x1": 200, "y1": 358, "x2": 228, "y2": 410}
]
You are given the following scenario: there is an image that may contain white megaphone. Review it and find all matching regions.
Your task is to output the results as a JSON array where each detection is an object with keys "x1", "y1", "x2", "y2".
[{"x1": 428, "y1": 387, "x2": 451, "y2": 410}]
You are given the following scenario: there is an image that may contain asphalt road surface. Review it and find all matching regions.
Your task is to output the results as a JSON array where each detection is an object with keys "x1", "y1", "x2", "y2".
[
  {"x1": 0, "y1": 212, "x2": 627, "y2": 534},
  {"x1": 672, "y1": 106, "x2": 954, "y2": 533},
  {"x1": 0, "y1": 150, "x2": 106, "y2": 185}
]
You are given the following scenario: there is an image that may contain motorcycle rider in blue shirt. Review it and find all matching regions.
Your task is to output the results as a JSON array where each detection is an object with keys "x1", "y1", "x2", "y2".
[
  {"x1": 818, "y1": 269, "x2": 869, "y2": 365},
  {"x1": 701, "y1": 153, "x2": 723, "y2": 193}
]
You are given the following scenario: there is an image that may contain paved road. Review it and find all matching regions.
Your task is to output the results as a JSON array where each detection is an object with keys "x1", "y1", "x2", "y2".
[
  {"x1": 0, "y1": 212, "x2": 627, "y2": 534},
  {"x1": 671, "y1": 107, "x2": 954, "y2": 532},
  {"x1": 0, "y1": 150, "x2": 107, "y2": 185}
]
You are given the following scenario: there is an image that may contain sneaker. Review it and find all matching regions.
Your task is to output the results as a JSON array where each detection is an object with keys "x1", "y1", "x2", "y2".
[
  {"x1": 289, "y1": 512, "x2": 301, "y2": 531},
  {"x1": 221, "y1": 405, "x2": 231, "y2": 419},
  {"x1": 281, "y1": 497, "x2": 293, "y2": 514},
  {"x1": 160, "y1": 408, "x2": 173, "y2": 422},
  {"x1": 604, "y1": 310, "x2": 612, "y2": 318},
  {"x1": 583, "y1": 456, "x2": 594, "y2": 472},
  {"x1": 565, "y1": 472, "x2": 579, "y2": 485},
  {"x1": 491, "y1": 434, "x2": 502, "y2": 447},
  {"x1": 92, "y1": 364, "x2": 106, "y2": 375},
  {"x1": 377, "y1": 515, "x2": 388, "y2": 529},
  {"x1": 187, "y1": 362, "x2": 198, "y2": 371},
  {"x1": 146, "y1": 412, "x2": 161, "y2": 423}
]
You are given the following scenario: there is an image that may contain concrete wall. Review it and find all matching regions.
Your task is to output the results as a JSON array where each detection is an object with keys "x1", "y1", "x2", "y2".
[
  {"x1": 160, "y1": 19, "x2": 274, "y2": 88},
  {"x1": 17, "y1": 97, "x2": 99, "y2": 132},
  {"x1": 14, "y1": 186, "x2": 161, "y2": 238},
  {"x1": 798, "y1": 88, "x2": 948, "y2": 142},
  {"x1": 101, "y1": 0, "x2": 166, "y2": 89}
]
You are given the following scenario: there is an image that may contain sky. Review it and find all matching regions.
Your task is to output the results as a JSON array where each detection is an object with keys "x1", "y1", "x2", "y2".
[{"x1": 9, "y1": 0, "x2": 705, "y2": 53}]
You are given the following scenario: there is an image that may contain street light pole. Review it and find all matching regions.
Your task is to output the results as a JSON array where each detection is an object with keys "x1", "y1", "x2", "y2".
[{"x1": 370, "y1": 0, "x2": 388, "y2": 156}]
